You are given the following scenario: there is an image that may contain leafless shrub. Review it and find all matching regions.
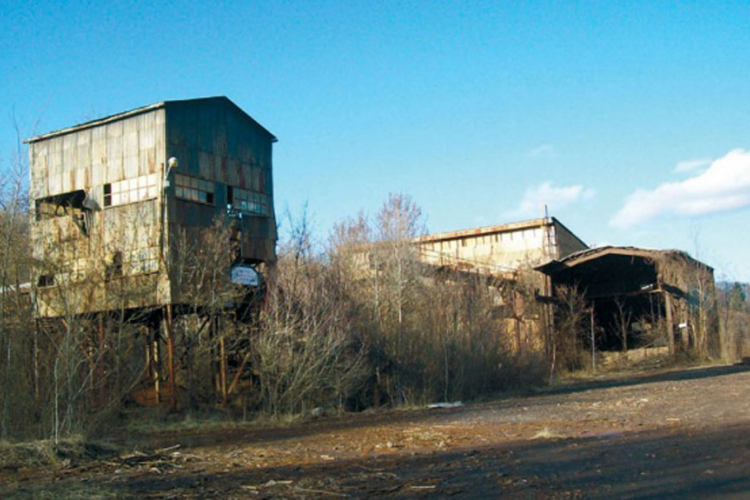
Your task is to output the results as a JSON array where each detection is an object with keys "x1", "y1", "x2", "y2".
[
  {"x1": 718, "y1": 282, "x2": 749, "y2": 362},
  {"x1": 550, "y1": 285, "x2": 589, "y2": 377},
  {"x1": 251, "y1": 211, "x2": 368, "y2": 416}
]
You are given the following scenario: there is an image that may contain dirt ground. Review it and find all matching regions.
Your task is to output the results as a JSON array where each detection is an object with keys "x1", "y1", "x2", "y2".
[{"x1": 3, "y1": 363, "x2": 750, "y2": 499}]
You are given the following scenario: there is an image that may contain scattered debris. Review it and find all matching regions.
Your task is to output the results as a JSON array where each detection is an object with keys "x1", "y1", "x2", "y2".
[{"x1": 427, "y1": 401, "x2": 464, "y2": 409}]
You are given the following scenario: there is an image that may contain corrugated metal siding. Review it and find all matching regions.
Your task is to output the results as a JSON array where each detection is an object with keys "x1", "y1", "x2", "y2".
[
  {"x1": 30, "y1": 108, "x2": 167, "y2": 317},
  {"x1": 164, "y1": 99, "x2": 276, "y2": 265},
  {"x1": 30, "y1": 98, "x2": 276, "y2": 318}
]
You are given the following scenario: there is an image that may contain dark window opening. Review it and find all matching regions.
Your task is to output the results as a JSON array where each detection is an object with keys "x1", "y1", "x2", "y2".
[
  {"x1": 103, "y1": 183, "x2": 112, "y2": 207},
  {"x1": 36, "y1": 190, "x2": 86, "y2": 221},
  {"x1": 38, "y1": 274, "x2": 55, "y2": 287},
  {"x1": 227, "y1": 186, "x2": 234, "y2": 205}
]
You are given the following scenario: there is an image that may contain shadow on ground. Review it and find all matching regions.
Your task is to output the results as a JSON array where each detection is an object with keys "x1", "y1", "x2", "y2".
[
  {"x1": 8, "y1": 421, "x2": 749, "y2": 499},
  {"x1": 543, "y1": 363, "x2": 750, "y2": 397}
]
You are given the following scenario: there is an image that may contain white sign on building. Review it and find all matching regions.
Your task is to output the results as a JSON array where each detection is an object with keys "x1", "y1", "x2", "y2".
[{"x1": 230, "y1": 264, "x2": 260, "y2": 287}]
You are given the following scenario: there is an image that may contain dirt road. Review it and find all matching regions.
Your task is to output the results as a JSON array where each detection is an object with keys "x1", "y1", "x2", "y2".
[{"x1": 4, "y1": 364, "x2": 750, "y2": 499}]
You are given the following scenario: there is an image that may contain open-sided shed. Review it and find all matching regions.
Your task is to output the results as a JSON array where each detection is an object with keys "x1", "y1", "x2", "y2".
[{"x1": 536, "y1": 246, "x2": 719, "y2": 356}]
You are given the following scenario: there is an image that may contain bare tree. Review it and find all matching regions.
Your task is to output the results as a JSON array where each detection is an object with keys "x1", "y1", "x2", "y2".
[
  {"x1": 0, "y1": 123, "x2": 30, "y2": 440},
  {"x1": 613, "y1": 296, "x2": 632, "y2": 353}
]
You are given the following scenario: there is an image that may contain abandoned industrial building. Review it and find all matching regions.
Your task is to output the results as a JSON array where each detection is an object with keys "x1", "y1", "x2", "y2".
[
  {"x1": 21, "y1": 96, "x2": 720, "y2": 413},
  {"x1": 357, "y1": 217, "x2": 719, "y2": 359},
  {"x1": 26, "y1": 96, "x2": 277, "y2": 407}
]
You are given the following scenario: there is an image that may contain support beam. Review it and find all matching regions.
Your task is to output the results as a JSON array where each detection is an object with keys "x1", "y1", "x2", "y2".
[
  {"x1": 220, "y1": 328, "x2": 227, "y2": 408},
  {"x1": 153, "y1": 331, "x2": 160, "y2": 404},
  {"x1": 165, "y1": 304, "x2": 176, "y2": 410},
  {"x1": 227, "y1": 350, "x2": 252, "y2": 398},
  {"x1": 97, "y1": 313, "x2": 106, "y2": 407}
]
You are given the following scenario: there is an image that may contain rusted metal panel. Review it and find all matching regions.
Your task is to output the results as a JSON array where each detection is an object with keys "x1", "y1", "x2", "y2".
[{"x1": 163, "y1": 97, "x2": 277, "y2": 269}]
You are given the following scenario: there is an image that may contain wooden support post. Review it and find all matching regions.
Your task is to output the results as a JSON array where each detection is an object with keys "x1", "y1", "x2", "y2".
[
  {"x1": 664, "y1": 292, "x2": 675, "y2": 355},
  {"x1": 515, "y1": 317, "x2": 522, "y2": 354},
  {"x1": 220, "y1": 329, "x2": 227, "y2": 408},
  {"x1": 165, "y1": 305, "x2": 176, "y2": 410},
  {"x1": 682, "y1": 306, "x2": 690, "y2": 350},
  {"x1": 590, "y1": 305, "x2": 596, "y2": 372},
  {"x1": 97, "y1": 313, "x2": 106, "y2": 407}
]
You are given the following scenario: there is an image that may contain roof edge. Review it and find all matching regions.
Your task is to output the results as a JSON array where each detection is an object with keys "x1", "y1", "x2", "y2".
[
  {"x1": 25, "y1": 102, "x2": 165, "y2": 144},
  {"x1": 415, "y1": 217, "x2": 554, "y2": 244}
]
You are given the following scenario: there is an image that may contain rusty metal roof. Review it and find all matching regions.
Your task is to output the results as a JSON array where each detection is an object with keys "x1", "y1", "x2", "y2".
[{"x1": 25, "y1": 96, "x2": 277, "y2": 144}]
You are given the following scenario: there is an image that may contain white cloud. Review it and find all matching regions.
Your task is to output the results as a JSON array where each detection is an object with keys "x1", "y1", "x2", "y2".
[
  {"x1": 673, "y1": 158, "x2": 711, "y2": 174},
  {"x1": 504, "y1": 182, "x2": 595, "y2": 220},
  {"x1": 528, "y1": 144, "x2": 557, "y2": 160},
  {"x1": 611, "y1": 149, "x2": 750, "y2": 228}
]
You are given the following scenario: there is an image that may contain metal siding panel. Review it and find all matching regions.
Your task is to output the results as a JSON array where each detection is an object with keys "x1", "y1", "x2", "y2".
[
  {"x1": 75, "y1": 168, "x2": 86, "y2": 191},
  {"x1": 124, "y1": 152, "x2": 138, "y2": 179},
  {"x1": 198, "y1": 150, "x2": 210, "y2": 179},
  {"x1": 91, "y1": 159, "x2": 103, "y2": 190},
  {"x1": 139, "y1": 148, "x2": 155, "y2": 177},
  {"x1": 49, "y1": 137, "x2": 62, "y2": 177},
  {"x1": 105, "y1": 122, "x2": 124, "y2": 183},
  {"x1": 62, "y1": 134, "x2": 76, "y2": 173},
  {"x1": 91, "y1": 127, "x2": 107, "y2": 176}
]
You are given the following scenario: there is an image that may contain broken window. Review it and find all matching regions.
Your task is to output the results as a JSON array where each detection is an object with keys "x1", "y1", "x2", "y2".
[
  {"x1": 35, "y1": 190, "x2": 99, "y2": 236},
  {"x1": 227, "y1": 185, "x2": 270, "y2": 216},
  {"x1": 175, "y1": 174, "x2": 215, "y2": 205},
  {"x1": 37, "y1": 274, "x2": 55, "y2": 287},
  {"x1": 35, "y1": 190, "x2": 86, "y2": 221}
]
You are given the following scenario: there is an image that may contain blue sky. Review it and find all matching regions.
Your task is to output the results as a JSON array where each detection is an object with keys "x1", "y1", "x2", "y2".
[{"x1": 2, "y1": 1, "x2": 750, "y2": 280}]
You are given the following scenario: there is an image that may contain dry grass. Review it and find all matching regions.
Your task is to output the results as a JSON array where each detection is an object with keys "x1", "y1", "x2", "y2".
[
  {"x1": 0, "y1": 437, "x2": 118, "y2": 471},
  {"x1": 530, "y1": 426, "x2": 566, "y2": 440}
]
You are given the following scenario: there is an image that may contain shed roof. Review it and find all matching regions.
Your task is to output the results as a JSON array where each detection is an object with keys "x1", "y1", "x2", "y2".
[
  {"x1": 25, "y1": 96, "x2": 277, "y2": 144},
  {"x1": 535, "y1": 245, "x2": 713, "y2": 275},
  {"x1": 415, "y1": 217, "x2": 586, "y2": 247}
]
